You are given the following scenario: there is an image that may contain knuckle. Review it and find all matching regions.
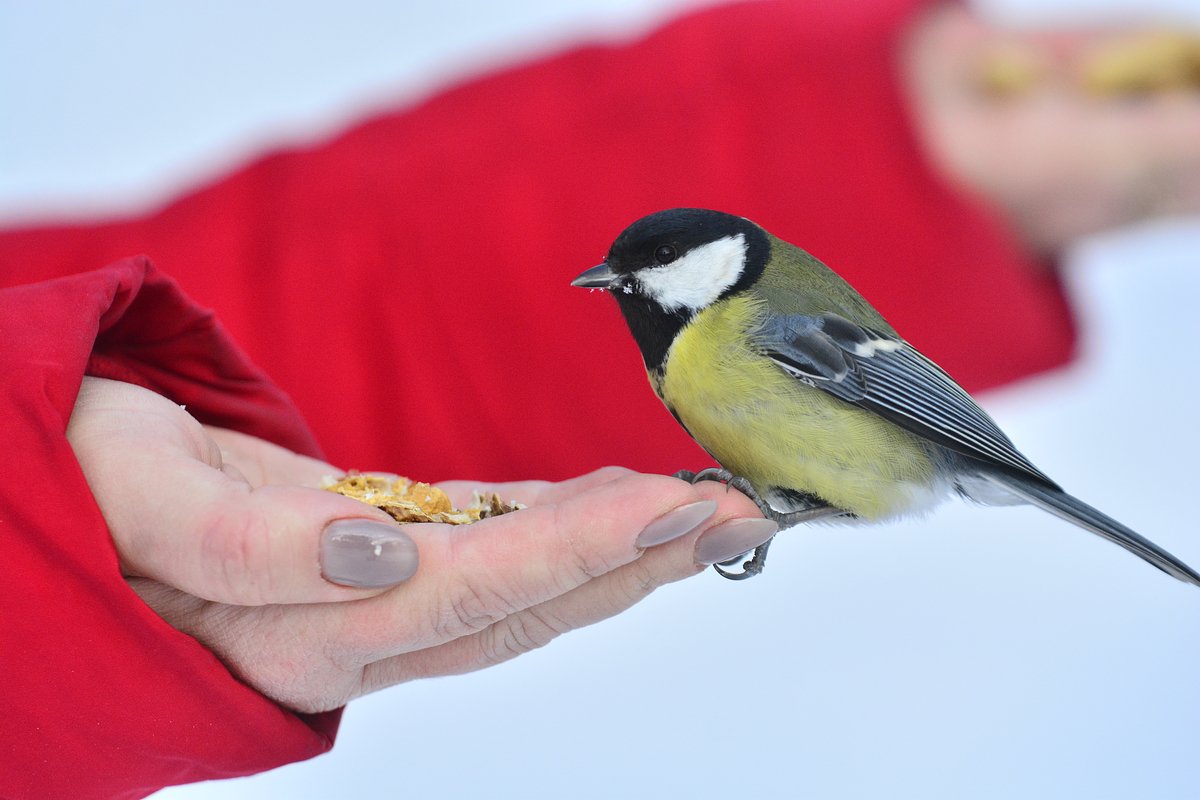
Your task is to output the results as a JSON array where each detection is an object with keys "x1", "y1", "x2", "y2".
[
  {"x1": 361, "y1": 660, "x2": 411, "y2": 697},
  {"x1": 477, "y1": 608, "x2": 563, "y2": 666},
  {"x1": 556, "y1": 504, "x2": 624, "y2": 580},
  {"x1": 610, "y1": 558, "x2": 662, "y2": 607},
  {"x1": 590, "y1": 465, "x2": 634, "y2": 483},
  {"x1": 197, "y1": 505, "x2": 274, "y2": 604},
  {"x1": 428, "y1": 579, "x2": 509, "y2": 641}
]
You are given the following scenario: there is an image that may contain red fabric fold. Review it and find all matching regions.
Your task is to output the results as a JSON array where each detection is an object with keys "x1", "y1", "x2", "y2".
[
  {"x1": 84, "y1": 255, "x2": 322, "y2": 455},
  {"x1": 0, "y1": 259, "x2": 338, "y2": 800}
]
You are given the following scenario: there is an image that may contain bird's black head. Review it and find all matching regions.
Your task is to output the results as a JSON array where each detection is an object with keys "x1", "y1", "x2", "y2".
[
  {"x1": 603, "y1": 208, "x2": 769, "y2": 307},
  {"x1": 572, "y1": 208, "x2": 770, "y2": 371}
]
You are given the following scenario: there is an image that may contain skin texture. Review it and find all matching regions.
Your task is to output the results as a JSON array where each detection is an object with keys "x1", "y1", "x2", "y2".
[{"x1": 68, "y1": 377, "x2": 765, "y2": 713}]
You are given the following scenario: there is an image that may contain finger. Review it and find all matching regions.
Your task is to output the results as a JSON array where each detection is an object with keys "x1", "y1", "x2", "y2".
[
  {"x1": 126, "y1": 457, "x2": 422, "y2": 604},
  {"x1": 436, "y1": 465, "x2": 634, "y2": 508},
  {"x1": 334, "y1": 471, "x2": 727, "y2": 660},
  {"x1": 129, "y1": 478, "x2": 766, "y2": 714},
  {"x1": 359, "y1": 480, "x2": 768, "y2": 690},
  {"x1": 204, "y1": 426, "x2": 340, "y2": 488},
  {"x1": 126, "y1": 474, "x2": 755, "y2": 714},
  {"x1": 126, "y1": 577, "x2": 360, "y2": 713},
  {"x1": 71, "y1": 381, "x2": 419, "y2": 605}
]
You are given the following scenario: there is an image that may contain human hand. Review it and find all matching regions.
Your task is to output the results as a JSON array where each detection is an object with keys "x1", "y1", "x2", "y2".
[
  {"x1": 67, "y1": 376, "x2": 423, "y2": 603},
  {"x1": 68, "y1": 377, "x2": 771, "y2": 712},
  {"x1": 903, "y1": 5, "x2": 1200, "y2": 253}
]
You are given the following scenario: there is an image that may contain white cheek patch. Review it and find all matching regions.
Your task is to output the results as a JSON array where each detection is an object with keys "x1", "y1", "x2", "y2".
[{"x1": 634, "y1": 234, "x2": 747, "y2": 312}]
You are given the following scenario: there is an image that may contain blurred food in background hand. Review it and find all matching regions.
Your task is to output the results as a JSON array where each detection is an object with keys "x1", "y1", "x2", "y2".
[
  {"x1": 1082, "y1": 30, "x2": 1200, "y2": 96},
  {"x1": 979, "y1": 28, "x2": 1200, "y2": 97}
]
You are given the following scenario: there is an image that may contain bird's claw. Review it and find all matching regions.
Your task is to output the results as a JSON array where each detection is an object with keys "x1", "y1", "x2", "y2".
[
  {"x1": 671, "y1": 467, "x2": 847, "y2": 580},
  {"x1": 673, "y1": 466, "x2": 775, "y2": 579},
  {"x1": 674, "y1": 466, "x2": 734, "y2": 486},
  {"x1": 712, "y1": 540, "x2": 771, "y2": 580},
  {"x1": 674, "y1": 466, "x2": 775, "y2": 517}
]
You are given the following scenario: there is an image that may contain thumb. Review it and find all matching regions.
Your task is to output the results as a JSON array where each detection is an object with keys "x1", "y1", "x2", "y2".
[
  {"x1": 69, "y1": 378, "x2": 419, "y2": 605},
  {"x1": 113, "y1": 455, "x2": 420, "y2": 605}
]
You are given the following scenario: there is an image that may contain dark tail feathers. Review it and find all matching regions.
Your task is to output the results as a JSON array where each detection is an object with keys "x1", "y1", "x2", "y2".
[{"x1": 987, "y1": 472, "x2": 1200, "y2": 587}]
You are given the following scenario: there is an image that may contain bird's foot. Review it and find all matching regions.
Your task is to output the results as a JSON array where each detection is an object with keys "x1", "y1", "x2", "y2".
[
  {"x1": 672, "y1": 466, "x2": 733, "y2": 485},
  {"x1": 672, "y1": 467, "x2": 777, "y2": 521},
  {"x1": 673, "y1": 467, "x2": 846, "y2": 581},
  {"x1": 713, "y1": 539, "x2": 772, "y2": 580},
  {"x1": 673, "y1": 467, "x2": 777, "y2": 580}
]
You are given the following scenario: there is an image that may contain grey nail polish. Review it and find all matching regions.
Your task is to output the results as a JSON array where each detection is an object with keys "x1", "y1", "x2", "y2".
[
  {"x1": 321, "y1": 519, "x2": 419, "y2": 588},
  {"x1": 694, "y1": 518, "x2": 778, "y2": 566},
  {"x1": 636, "y1": 500, "x2": 718, "y2": 548}
]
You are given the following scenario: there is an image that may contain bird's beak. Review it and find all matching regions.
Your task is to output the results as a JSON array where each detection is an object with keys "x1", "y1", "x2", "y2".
[{"x1": 571, "y1": 263, "x2": 617, "y2": 289}]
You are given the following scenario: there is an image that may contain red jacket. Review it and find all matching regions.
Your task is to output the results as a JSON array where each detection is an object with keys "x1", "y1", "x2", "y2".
[
  {"x1": 0, "y1": 1, "x2": 1075, "y2": 796},
  {"x1": 0, "y1": 261, "x2": 340, "y2": 800}
]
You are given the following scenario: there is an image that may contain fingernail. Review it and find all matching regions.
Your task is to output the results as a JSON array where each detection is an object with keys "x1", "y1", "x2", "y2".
[
  {"x1": 694, "y1": 518, "x2": 778, "y2": 566},
  {"x1": 321, "y1": 519, "x2": 419, "y2": 588},
  {"x1": 636, "y1": 500, "x2": 718, "y2": 548}
]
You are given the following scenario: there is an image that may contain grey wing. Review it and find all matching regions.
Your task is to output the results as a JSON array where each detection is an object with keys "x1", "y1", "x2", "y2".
[{"x1": 755, "y1": 312, "x2": 1058, "y2": 487}]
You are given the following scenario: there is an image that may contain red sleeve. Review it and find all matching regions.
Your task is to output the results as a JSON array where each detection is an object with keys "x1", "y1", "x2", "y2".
[
  {"x1": 0, "y1": 0, "x2": 1075, "y2": 483},
  {"x1": 0, "y1": 258, "x2": 339, "y2": 800}
]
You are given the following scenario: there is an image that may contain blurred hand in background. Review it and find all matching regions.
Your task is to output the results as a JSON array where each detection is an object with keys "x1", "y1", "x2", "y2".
[{"x1": 907, "y1": 3, "x2": 1200, "y2": 254}]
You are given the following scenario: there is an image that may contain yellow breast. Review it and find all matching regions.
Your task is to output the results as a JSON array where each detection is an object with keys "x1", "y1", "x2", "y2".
[{"x1": 656, "y1": 295, "x2": 937, "y2": 520}]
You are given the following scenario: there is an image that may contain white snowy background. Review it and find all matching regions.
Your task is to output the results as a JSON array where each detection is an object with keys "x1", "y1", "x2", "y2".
[{"x1": 3, "y1": 1, "x2": 1198, "y2": 798}]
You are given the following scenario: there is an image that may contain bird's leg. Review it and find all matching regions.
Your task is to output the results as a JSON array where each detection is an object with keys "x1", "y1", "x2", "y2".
[
  {"x1": 674, "y1": 468, "x2": 836, "y2": 528},
  {"x1": 711, "y1": 505, "x2": 844, "y2": 579},
  {"x1": 672, "y1": 466, "x2": 732, "y2": 485},
  {"x1": 673, "y1": 468, "x2": 843, "y2": 579}
]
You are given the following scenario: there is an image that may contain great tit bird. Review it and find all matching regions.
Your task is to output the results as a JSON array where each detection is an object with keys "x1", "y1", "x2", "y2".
[{"x1": 573, "y1": 207, "x2": 1200, "y2": 585}]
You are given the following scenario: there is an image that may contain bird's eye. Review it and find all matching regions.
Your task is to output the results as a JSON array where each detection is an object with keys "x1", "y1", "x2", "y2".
[{"x1": 654, "y1": 244, "x2": 678, "y2": 265}]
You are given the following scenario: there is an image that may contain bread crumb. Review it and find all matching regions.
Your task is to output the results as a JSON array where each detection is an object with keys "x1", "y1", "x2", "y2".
[{"x1": 324, "y1": 473, "x2": 525, "y2": 524}]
